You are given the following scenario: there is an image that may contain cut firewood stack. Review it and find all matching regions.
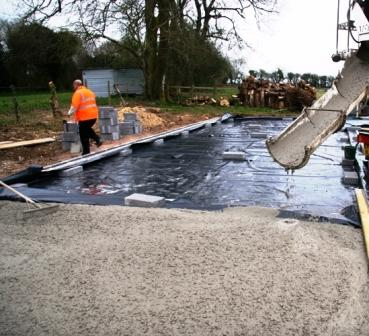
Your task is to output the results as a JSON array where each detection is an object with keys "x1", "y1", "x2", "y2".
[
  {"x1": 238, "y1": 76, "x2": 317, "y2": 110},
  {"x1": 184, "y1": 96, "x2": 218, "y2": 106}
]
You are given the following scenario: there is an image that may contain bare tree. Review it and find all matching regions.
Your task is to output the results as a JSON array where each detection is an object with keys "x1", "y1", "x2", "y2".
[
  {"x1": 187, "y1": 0, "x2": 277, "y2": 45},
  {"x1": 20, "y1": 0, "x2": 277, "y2": 99}
]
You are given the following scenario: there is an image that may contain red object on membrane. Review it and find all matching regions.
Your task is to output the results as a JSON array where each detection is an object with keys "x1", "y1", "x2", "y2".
[{"x1": 357, "y1": 132, "x2": 369, "y2": 144}]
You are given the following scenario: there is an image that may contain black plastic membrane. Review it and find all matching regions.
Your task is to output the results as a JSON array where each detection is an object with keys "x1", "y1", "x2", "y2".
[{"x1": 9, "y1": 118, "x2": 355, "y2": 223}]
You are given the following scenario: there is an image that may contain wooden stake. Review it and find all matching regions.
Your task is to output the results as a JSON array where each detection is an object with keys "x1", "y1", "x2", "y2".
[
  {"x1": 48, "y1": 81, "x2": 60, "y2": 118},
  {"x1": 107, "y1": 80, "x2": 112, "y2": 106},
  {"x1": 10, "y1": 85, "x2": 20, "y2": 123}
]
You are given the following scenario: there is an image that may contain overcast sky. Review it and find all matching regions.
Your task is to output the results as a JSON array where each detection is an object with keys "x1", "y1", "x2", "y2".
[
  {"x1": 237, "y1": 0, "x2": 359, "y2": 76},
  {"x1": 0, "y1": 0, "x2": 363, "y2": 77}
]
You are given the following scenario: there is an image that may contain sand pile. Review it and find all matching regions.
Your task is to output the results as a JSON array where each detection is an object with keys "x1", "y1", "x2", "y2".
[{"x1": 118, "y1": 106, "x2": 165, "y2": 129}]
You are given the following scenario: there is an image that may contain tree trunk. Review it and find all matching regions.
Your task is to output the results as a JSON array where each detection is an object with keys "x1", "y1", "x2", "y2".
[
  {"x1": 144, "y1": 0, "x2": 177, "y2": 101},
  {"x1": 144, "y1": 0, "x2": 158, "y2": 100},
  {"x1": 153, "y1": 0, "x2": 172, "y2": 100}
]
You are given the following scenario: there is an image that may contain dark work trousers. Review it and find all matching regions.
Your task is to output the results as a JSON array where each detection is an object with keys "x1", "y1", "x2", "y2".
[{"x1": 78, "y1": 119, "x2": 100, "y2": 155}]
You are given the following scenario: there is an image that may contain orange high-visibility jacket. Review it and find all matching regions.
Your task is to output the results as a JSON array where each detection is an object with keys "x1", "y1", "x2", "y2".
[{"x1": 71, "y1": 86, "x2": 98, "y2": 121}]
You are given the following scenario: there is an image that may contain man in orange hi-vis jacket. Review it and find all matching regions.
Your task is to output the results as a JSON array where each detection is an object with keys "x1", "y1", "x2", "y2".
[{"x1": 68, "y1": 79, "x2": 102, "y2": 155}]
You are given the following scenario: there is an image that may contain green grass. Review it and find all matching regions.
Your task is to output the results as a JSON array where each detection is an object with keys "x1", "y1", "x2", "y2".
[
  {"x1": 157, "y1": 102, "x2": 292, "y2": 117},
  {"x1": 0, "y1": 91, "x2": 128, "y2": 113},
  {"x1": 317, "y1": 88, "x2": 327, "y2": 99},
  {"x1": 0, "y1": 88, "x2": 298, "y2": 127},
  {"x1": 0, "y1": 91, "x2": 135, "y2": 126}
]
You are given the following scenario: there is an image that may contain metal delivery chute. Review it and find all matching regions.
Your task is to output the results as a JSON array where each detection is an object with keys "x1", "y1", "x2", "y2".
[
  {"x1": 267, "y1": 0, "x2": 369, "y2": 170},
  {"x1": 266, "y1": 53, "x2": 369, "y2": 170}
]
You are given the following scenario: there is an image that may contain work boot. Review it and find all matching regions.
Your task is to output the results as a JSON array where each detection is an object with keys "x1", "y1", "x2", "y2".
[{"x1": 96, "y1": 140, "x2": 103, "y2": 148}]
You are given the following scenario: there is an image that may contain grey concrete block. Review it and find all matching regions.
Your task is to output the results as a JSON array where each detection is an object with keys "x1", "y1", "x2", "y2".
[
  {"x1": 119, "y1": 122, "x2": 135, "y2": 135},
  {"x1": 125, "y1": 193, "x2": 166, "y2": 208},
  {"x1": 181, "y1": 131, "x2": 189, "y2": 137},
  {"x1": 65, "y1": 122, "x2": 79, "y2": 133},
  {"x1": 100, "y1": 125, "x2": 120, "y2": 134},
  {"x1": 62, "y1": 142, "x2": 72, "y2": 151},
  {"x1": 205, "y1": 123, "x2": 212, "y2": 128},
  {"x1": 119, "y1": 121, "x2": 142, "y2": 134},
  {"x1": 62, "y1": 132, "x2": 79, "y2": 142},
  {"x1": 343, "y1": 171, "x2": 359, "y2": 185},
  {"x1": 120, "y1": 148, "x2": 133, "y2": 157},
  {"x1": 216, "y1": 121, "x2": 222, "y2": 125},
  {"x1": 153, "y1": 139, "x2": 164, "y2": 146},
  {"x1": 251, "y1": 133, "x2": 268, "y2": 139},
  {"x1": 10, "y1": 183, "x2": 28, "y2": 188},
  {"x1": 70, "y1": 142, "x2": 82, "y2": 154},
  {"x1": 99, "y1": 116, "x2": 119, "y2": 126},
  {"x1": 124, "y1": 112, "x2": 138, "y2": 121},
  {"x1": 120, "y1": 121, "x2": 134, "y2": 127},
  {"x1": 134, "y1": 123, "x2": 143, "y2": 134},
  {"x1": 341, "y1": 158, "x2": 355, "y2": 167},
  {"x1": 60, "y1": 165, "x2": 83, "y2": 177},
  {"x1": 99, "y1": 106, "x2": 116, "y2": 118},
  {"x1": 111, "y1": 116, "x2": 119, "y2": 125},
  {"x1": 222, "y1": 151, "x2": 246, "y2": 161},
  {"x1": 248, "y1": 123, "x2": 261, "y2": 128},
  {"x1": 101, "y1": 132, "x2": 120, "y2": 141},
  {"x1": 120, "y1": 128, "x2": 134, "y2": 136}
]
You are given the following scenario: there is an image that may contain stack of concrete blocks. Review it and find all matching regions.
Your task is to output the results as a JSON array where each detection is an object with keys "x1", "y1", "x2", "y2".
[
  {"x1": 119, "y1": 112, "x2": 143, "y2": 136},
  {"x1": 62, "y1": 122, "x2": 81, "y2": 153},
  {"x1": 99, "y1": 106, "x2": 120, "y2": 141}
]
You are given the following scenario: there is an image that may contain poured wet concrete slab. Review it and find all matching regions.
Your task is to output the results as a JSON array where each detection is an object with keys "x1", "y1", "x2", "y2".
[
  {"x1": 17, "y1": 118, "x2": 356, "y2": 222},
  {"x1": 1, "y1": 201, "x2": 368, "y2": 336}
]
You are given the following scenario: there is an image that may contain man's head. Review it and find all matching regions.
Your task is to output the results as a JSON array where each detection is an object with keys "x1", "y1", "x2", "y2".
[{"x1": 73, "y1": 79, "x2": 83, "y2": 90}]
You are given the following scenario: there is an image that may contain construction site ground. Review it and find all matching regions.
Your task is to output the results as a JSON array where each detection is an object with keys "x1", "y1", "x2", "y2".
[
  {"x1": 0, "y1": 106, "x2": 297, "y2": 179},
  {"x1": 1, "y1": 97, "x2": 368, "y2": 335}
]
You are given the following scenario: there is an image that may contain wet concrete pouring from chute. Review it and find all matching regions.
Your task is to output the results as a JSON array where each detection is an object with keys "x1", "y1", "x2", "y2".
[{"x1": 15, "y1": 118, "x2": 357, "y2": 224}]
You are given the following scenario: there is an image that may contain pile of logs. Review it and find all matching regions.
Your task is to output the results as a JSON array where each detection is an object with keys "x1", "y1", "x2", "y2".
[
  {"x1": 184, "y1": 96, "x2": 230, "y2": 107},
  {"x1": 238, "y1": 76, "x2": 317, "y2": 110},
  {"x1": 184, "y1": 96, "x2": 217, "y2": 106}
]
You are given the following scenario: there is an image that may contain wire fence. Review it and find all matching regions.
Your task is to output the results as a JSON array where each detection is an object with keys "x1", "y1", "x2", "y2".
[{"x1": 0, "y1": 85, "x2": 126, "y2": 125}]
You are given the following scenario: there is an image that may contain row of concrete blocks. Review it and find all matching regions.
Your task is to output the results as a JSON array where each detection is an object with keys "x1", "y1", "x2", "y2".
[
  {"x1": 58, "y1": 149, "x2": 133, "y2": 176},
  {"x1": 99, "y1": 107, "x2": 143, "y2": 141},
  {"x1": 222, "y1": 151, "x2": 360, "y2": 186},
  {"x1": 339, "y1": 132, "x2": 359, "y2": 185},
  {"x1": 121, "y1": 112, "x2": 143, "y2": 136},
  {"x1": 99, "y1": 107, "x2": 120, "y2": 141}
]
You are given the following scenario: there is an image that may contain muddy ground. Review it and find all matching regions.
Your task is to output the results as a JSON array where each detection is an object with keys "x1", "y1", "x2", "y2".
[
  {"x1": 0, "y1": 109, "x2": 211, "y2": 178},
  {"x1": 0, "y1": 201, "x2": 368, "y2": 336}
]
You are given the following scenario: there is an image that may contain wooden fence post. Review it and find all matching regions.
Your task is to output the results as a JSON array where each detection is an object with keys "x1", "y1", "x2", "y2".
[
  {"x1": 107, "y1": 80, "x2": 112, "y2": 106},
  {"x1": 10, "y1": 85, "x2": 20, "y2": 123},
  {"x1": 48, "y1": 81, "x2": 60, "y2": 118},
  {"x1": 177, "y1": 87, "x2": 181, "y2": 103}
]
